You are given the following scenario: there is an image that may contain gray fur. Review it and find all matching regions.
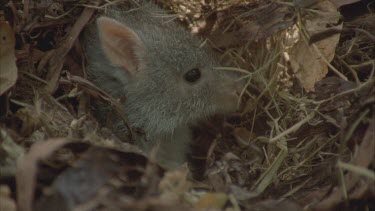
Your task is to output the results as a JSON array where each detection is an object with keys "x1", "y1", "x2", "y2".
[{"x1": 83, "y1": 1, "x2": 239, "y2": 168}]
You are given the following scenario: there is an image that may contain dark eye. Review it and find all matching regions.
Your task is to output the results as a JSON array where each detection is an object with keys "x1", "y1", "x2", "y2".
[{"x1": 184, "y1": 68, "x2": 201, "y2": 83}]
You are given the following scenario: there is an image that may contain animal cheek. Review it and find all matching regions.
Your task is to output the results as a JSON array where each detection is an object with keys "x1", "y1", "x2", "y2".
[{"x1": 176, "y1": 77, "x2": 197, "y2": 96}]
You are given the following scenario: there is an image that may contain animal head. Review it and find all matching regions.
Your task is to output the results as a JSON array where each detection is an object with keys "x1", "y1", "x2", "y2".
[{"x1": 95, "y1": 11, "x2": 240, "y2": 137}]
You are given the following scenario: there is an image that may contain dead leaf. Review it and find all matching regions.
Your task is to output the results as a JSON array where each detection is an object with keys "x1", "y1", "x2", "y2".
[
  {"x1": 16, "y1": 138, "x2": 70, "y2": 211},
  {"x1": 0, "y1": 185, "x2": 17, "y2": 211},
  {"x1": 59, "y1": 75, "x2": 133, "y2": 139},
  {"x1": 289, "y1": 1, "x2": 343, "y2": 92},
  {"x1": 294, "y1": 0, "x2": 361, "y2": 8},
  {"x1": 0, "y1": 21, "x2": 18, "y2": 95},
  {"x1": 14, "y1": 107, "x2": 42, "y2": 137},
  {"x1": 0, "y1": 128, "x2": 25, "y2": 177},
  {"x1": 331, "y1": 0, "x2": 361, "y2": 8},
  {"x1": 304, "y1": 115, "x2": 375, "y2": 211},
  {"x1": 45, "y1": 7, "x2": 95, "y2": 94},
  {"x1": 233, "y1": 127, "x2": 255, "y2": 146},
  {"x1": 35, "y1": 145, "x2": 155, "y2": 211},
  {"x1": 194, "y1": 192, "x2": 228, "y2": 209},
  {"x1": 159, "y1": 166, "x2": 190, "y2": 202},
  {"x1": 210, "y1": 3, "x2": 294, "y2": 48},
  {"x1": 248, "y1": 199, "x2": 302, "y2": 211}
]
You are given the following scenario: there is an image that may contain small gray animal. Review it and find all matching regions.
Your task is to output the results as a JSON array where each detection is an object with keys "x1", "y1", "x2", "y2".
[{"x1": 83, "y1": 1, "x2": 240, "y2": 168}]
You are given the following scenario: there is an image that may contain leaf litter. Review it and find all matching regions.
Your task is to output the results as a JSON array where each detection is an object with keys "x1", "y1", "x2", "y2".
[
  {"x1": 0, "y1": 21, "x2": 18, "y2": 95},
  {"x1": 0, "y1": 0, "x2": 374, "y2": 210}
]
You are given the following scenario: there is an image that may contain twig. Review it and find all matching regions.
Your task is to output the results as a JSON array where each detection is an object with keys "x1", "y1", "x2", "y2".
[
  {"x1": 336, "y1": 56, "x2": 360, "y2": 84},
  {"x1": 313, "y1": 77, "x2": 375, "y2": 104},
  {"x1": 309, "y1": 28, "x2": 375, "y2": 44},
  {"x1": 45, "y1": 7, "x2": 95, "y2": 94}
]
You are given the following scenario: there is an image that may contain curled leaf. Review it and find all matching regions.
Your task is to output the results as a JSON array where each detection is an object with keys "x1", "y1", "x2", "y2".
[{"x1": 0, "y1": 21, "x2": 18, "y2": 95}]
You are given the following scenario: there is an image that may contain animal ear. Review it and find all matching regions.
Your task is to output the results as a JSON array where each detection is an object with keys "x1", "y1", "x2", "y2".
[{"x1": 97, "y1": 17, "x2": 145, "y2": 75}]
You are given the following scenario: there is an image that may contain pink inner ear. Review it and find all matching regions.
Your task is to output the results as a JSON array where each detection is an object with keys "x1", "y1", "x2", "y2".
[{"x1": 97, "y1": 17, "x2": 145, "y2": 75}]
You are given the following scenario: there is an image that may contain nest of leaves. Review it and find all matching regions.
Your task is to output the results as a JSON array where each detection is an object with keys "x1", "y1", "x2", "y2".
[{"x1": 0, "y1": 0, "x2": 374, "y2": 211}]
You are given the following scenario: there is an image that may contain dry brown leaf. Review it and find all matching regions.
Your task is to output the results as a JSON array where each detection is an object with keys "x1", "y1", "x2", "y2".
[
  {"x1": 331, "y1": 0, "x2": 361, "y2": 8},
  {"x1": 16, "y1": 138, "x2": 70, "y2": 211},
  {"x1": 295, "y1": 0, "x2": 361, "y2": 8},
  {"x1": 14, "y1": 107, "x2": 42, "y2": 137},
  {"x1": 45, "y1": 7, "x2": 95, "y2": 94},
  {"x1": 0, "y1": 185, "x2": 17, "y2": 211},
  {"x1": 194, "y1": 192, "x2": 228, "y2": 209},
  {"x1": 247, "y1": 199, "x2": 302, "y2": 211},
  {"x1": 0, "y1": 128, "x2": 25, "y2": 177},
  {"x1": 209, "y1": 3, "x2": 293, "y2": 48},
  {"x1": 289, "y1": 1, "x2": 342, "y2": 92},
  {"x1": 233, "y1": 127, "x2": 255, "y2": 146},
  {"x1": 0, "y1": 21, "x2": 18, "y2": 95},
  {"x1": 304, "y1": 115, "x2": 375, "y2": 211},
  {"x1": 159, "y1": 166, "x2": 190, "y2": 201},
  {"x1": 35, "y1": 145, "x2": 155, "y2": 210}
]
